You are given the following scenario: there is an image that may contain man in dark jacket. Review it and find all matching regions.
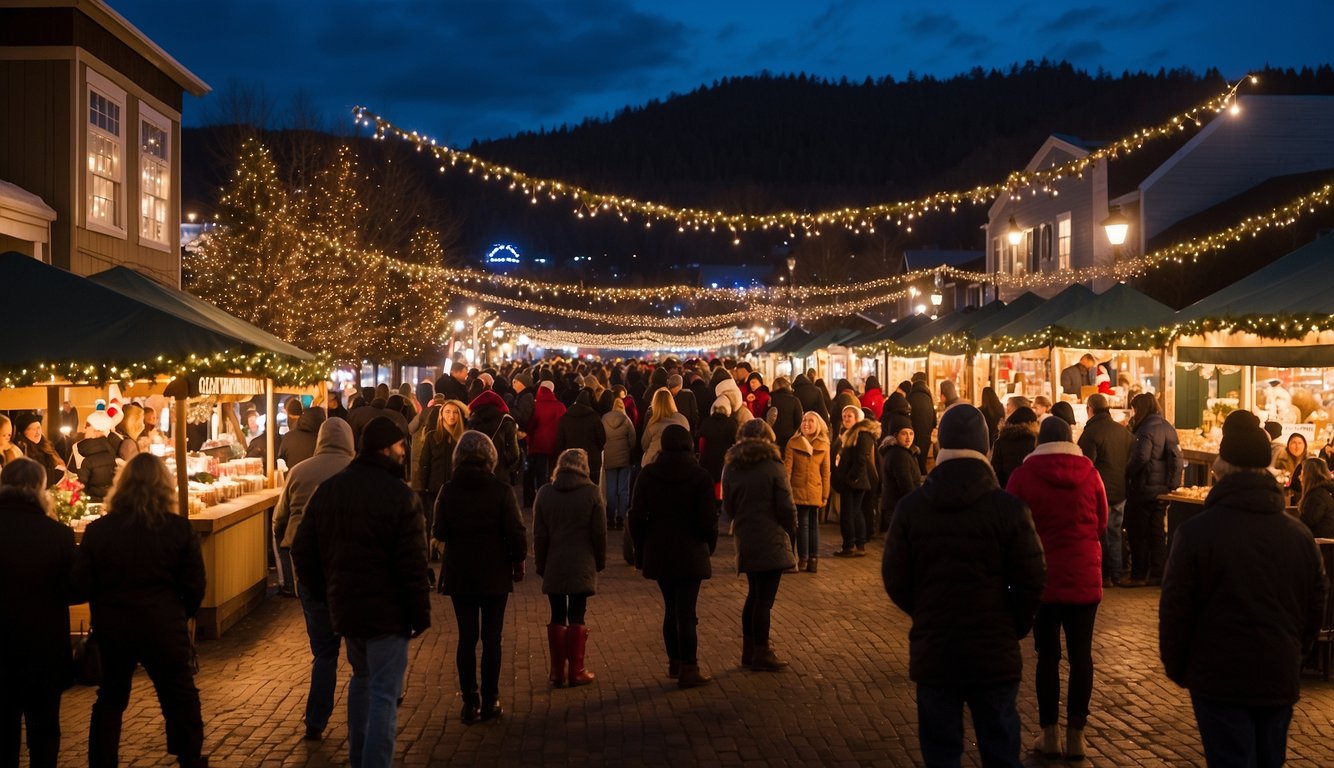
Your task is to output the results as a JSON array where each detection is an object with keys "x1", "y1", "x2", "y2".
[
  {"x1": 292, "y1": 417, "x2": 430, "y2": 768},
  {"x1": 1077, "y1": 394, "x2": 1135, "y2": 587},
  {"x1": 1060, "y1": 353, "x2": 1097, "y2": 397},
  {"x1": 277, "y1": 405, "x2": 326, "y2": 469},
  {"x1": 792, "y1": 373, "x2": 829, "y2": 424},
  {"x1": 1160, "y1": 411, "x2": 1326, "y2": 768},
  {"x1": 668, "y1": 374, "x2": 700, "y2": 436},
  {"x1": 555, "y1": 390, "x2": 608, "y2": 479},
  {"x1": 906, "y1": 375, "x2": 937, "y2": 475},
  {"x1": 1124, "y1": 400, "x2": 1183, "y2": 585},
  {"x1": 884, "y1": 404, "x2": 1046, "y2": 767},
  {"x1": 766, "y1": 377, "x2": 804, "y2": 450},
  {"x1": 435, "y1": 361, "x2": 471, "y2": 405}
]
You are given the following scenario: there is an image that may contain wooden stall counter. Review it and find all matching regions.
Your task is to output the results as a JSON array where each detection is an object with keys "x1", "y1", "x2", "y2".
[{"x1": 70, "y1": 487, "x2": 280, "y2": 641}]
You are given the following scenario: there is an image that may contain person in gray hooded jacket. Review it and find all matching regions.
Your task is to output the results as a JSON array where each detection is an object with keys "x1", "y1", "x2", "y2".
[{"x1": 271, "y1": 417, "x2": 354, "y2": 742}]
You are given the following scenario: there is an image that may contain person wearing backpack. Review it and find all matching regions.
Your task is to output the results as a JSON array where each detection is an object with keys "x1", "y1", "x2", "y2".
[{"x1": 467, "y1": 391, "x2": 523, "y2": 486}]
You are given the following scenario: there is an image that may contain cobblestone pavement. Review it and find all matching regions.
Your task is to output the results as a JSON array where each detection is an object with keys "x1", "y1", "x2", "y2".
[{"x1": 45, "y1": 520, "x2": 1334, "y2": 767}]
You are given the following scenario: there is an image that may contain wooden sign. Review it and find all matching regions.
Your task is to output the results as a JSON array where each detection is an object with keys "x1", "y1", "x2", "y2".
[{"x1": 197, "y1": 376, "x2": 265, "y2": 396}]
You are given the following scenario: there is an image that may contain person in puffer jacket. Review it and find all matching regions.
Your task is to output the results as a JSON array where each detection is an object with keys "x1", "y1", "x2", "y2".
[{"x1": 1005, "y1": 417, "x2": 1107, "y2": 761}]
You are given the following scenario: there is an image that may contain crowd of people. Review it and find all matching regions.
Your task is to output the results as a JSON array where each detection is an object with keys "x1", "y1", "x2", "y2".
[{"x1": 1, "y1": 354, "x2": 1331, "y2": 767}]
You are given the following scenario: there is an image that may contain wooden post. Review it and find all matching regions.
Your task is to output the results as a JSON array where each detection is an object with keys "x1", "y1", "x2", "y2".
[
  {"x1": 174, "y1": 395, "x2": 188, "y2": 517},
  {"x1": 264, "y1": 379, "x2": 276, "y2": 481},
  {"x1": 1161, "y1": 345, "x2": 1176, "y2": 424}
]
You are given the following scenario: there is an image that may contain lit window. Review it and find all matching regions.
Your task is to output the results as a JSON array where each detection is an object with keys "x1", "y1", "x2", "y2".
[
  {"x1": 86, "y1": 70, "x2": 125, "y2": 234},
  {"x1": 1057, "y1": 213, "x2": 1072, "y2": 271},
  {"x1": 139, "y1": 106, "x2": 171, "y2": 246}
]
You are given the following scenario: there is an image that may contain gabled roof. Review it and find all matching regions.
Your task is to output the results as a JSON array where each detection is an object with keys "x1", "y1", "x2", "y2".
[
  {"x1": 791, "y1": 328, "x2": 865, "y2": 357},
  {"x1": 850, "y1": 313, "x2": 933, "y2": 347},
  {"x1": 965, "y1": 292, "x2": 1046, "y2": 340},
  {"x1": 1178, "y1": 232, "x2": 1334, "y2": 319},
  {"x1": 755, "y1": 326, "x2": 811, "y2": 355},
  {"x1": 985, "y1": 284, "x2": 1098, "y2": 342},
  {"x1": 1052, "y1": 282, "x2": 1177, "y2": 335}
]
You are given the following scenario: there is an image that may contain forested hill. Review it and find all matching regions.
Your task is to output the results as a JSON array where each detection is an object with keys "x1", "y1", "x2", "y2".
[{"x1": 183, "y1": 62, "x2": 1334, "y2": 275}]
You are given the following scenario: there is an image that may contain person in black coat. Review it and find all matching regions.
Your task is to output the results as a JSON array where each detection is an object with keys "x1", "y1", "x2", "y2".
[
  {"x1": 431, "y1": 431, "x2": 527, "y2": 724},
  {"x1": 884, "y1": 404, "x2": 1046, "y2": 767},
  {"x1": 630, "y1": 424, "x2": 718, "y2": 689},
  {"x1": 687, "y1": 374, "x2": 713, "y2": 429},
  {"x1": 467, "y1": 391, "x2": 523, "y2": 484},
  {"x1": 878, "y1": 413, "x2": 922, "y2": 533},
  {"x1": 990, "y1": 406, "x2": 1038, "y2": 489},
  {"x1": 435, "y1": 362, "x2": 472, "y2": 406},
  {"x1": 698, "y1": 399, "x2": 740, "y2": 491},
  {"x1": 555, "y1": 390, "x2": 608, "y2": 480},
  {"x1": 277, "y1": 405, "x2": 326, "y2": 469},
  {"x1": 878, "y1": 392, "x2": 912, "y2": 445},
  {"x1": 1124, "y1": 393, "x2": 1182, "y2": 585},
  {"x1": 833, "y1": 407, "x2": 879, "y2": 556},
  {"x1": 766, "y1": 378, "x2": 804, "y2": 450},
  {"x1": 668, "y1": 374, "x2": 700, "y2": 436},
  {"x1": 74, "y1": 454, "x2": 207, "y2": 768},
  {"x1": 0, "y1": 458, "x2": 78, "y2": 768},
  {"x1": 1160, "y1": 412, "x2": 1326, "y2": 767},
  {"x1": 792, "y1": 373, "x2": 830, "y2": 424},
  {"x1": 292, "y1": 418, "x2": 430, "y2": 760},
  {"x1": 1078, "y1": 394, "x2": 1135, "y2": 586},
  {"x1": 1299, "y1": 459, "x2": 1334, "y2": 538},
  {"x1": 72, "y1": 420, "x2": 119, "y2": 502},
  {"x1": 906, "y1": 377, "x2": 938, "y2": 475}
]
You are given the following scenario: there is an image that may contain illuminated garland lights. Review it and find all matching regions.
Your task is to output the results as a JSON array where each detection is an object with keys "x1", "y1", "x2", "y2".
[
  {"x1": 506, "y1": 324, "x2": 743, "y2": 351},
  {"x1": 352, "y1": 75, "x2": 1252, "y2": 235},
  {"x1": 1, "y1": 352, "x2": 334, "y2": 389}
]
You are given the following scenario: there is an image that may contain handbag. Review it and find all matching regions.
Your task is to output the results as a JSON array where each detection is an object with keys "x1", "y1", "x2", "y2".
[{"x1": 73, "y1": 623, "x2": 103, "y2": 687}]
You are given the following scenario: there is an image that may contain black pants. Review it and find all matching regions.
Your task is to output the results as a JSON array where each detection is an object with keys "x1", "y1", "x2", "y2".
[
  {"x1": 1033, "y1": 602, "x2": 1099, "y2": 729},
  {"x1": 657, "y1": 580, "x2": 702, "y2": 664},
  {"x1": 548, "y1": 593, "x2": 590, "y2": 625},
  {"x1": 90, "y1": 627, "x2": 203, "y2": 767},
  {"x1": 1, "y1": 679, "x2": 61, "y2": 768},
  {"x1": 1125, "y1": 497, "x2": 1167, "y2": 580},
  {"x1": 742, "y1": 570, "x2": 783, "y2": 646},
  {"x1": 450, "y1": 595, "x2": 509, "y2": 704}
]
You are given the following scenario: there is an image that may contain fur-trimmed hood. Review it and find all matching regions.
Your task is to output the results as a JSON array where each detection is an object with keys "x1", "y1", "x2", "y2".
[
  {"x1": 879, "y1": 433, "x2": 918, "y2": 456},
  {"x1": 841, "y1": 418, "x2": 881, "y2": 448},
  {"x1": 725, "y1": 437, "x2": 782, "y2": 467}
]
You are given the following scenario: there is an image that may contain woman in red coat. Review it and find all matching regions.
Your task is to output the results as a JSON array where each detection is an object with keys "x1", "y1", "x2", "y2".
[
  {"x1": 1005, "y1": 417, "x2": 1107, "y2": 761},
  {"x1": 527, "y1": 382, "x2": 567, "y2": 493},
  {"x1": 858, "y1": 375, "x2": 886, "y2": 421}
]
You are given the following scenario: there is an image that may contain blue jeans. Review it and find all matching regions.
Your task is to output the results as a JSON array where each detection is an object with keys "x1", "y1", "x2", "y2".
[
  {"x1": 839, "y1": 489, "x2": 867, "y2": 549},
  {"x1": 1191, "y1": 693, "x2": 1292, "y2": 768},
  {"x1": 916, "y1": 681, "x2": 1022, "y2": 768},
  {"x1": 605, "y1": 466, "x2": 632, "y2": 524},
  {"x1": 345, "y1": 634, "x2": 409, "y2": 768},
  {"x1": 1102, "y1": 500, "x2": 1125, "y2": 581},
  {"x1": 796, "y1": 505, "x2": 820, "y2": 560},
  {"x1": 297, "y1": 582, "x2": 340, "y2": 733}
]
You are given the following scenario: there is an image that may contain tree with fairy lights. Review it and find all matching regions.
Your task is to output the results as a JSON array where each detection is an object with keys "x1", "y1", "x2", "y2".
[{"x1": 186, "y1": 137, "x2": 456, "y2": 362}]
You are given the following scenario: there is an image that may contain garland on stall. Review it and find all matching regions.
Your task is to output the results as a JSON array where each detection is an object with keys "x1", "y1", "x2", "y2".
[
  {"x1": 353, "y1": 75, "x2": 1252, "y2": 236},
  {"x1": 1, "y1": 351, "x2": 334, "y2": 389}
]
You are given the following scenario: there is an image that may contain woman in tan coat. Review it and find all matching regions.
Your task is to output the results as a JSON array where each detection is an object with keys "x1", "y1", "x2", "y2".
[{"x1": 784, "y1": 412, "x2": 830, "y2": 573}]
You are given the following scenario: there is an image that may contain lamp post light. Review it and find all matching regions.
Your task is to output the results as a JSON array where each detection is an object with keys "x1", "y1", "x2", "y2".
[
  {"x1": 785, "y1": 255, "x2": 797, "y2": 326},
  {"x1": 1102, "y1": 206, "x2": 1130, "y2": 247},
  {"x1": 1006, "y1": 216, "x2": 1023, "y2": 246}
]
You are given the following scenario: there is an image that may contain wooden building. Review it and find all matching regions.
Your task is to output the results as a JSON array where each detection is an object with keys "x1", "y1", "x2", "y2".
[{"x1": 0, "y1": 0, "x2": 209, "y2": 286}]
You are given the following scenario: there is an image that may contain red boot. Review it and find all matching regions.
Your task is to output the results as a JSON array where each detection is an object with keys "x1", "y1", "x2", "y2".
[
  {"x1": 566, "y1": 625, "x2": 595, "y2": 686},
  {"x1": 546, "y1": 624, "x2": 567, "y2": 687}
]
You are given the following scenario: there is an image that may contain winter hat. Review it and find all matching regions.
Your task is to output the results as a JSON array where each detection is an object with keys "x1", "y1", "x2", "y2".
[
  {"x1": 539, "y1": 380, "x2": 556, "y2": 392},
  {"x1": 1007, "y1": 406, "x2": 1038, "y2": 426},
  {"x1": 361, "y1": 416, "x2": 405, "y2": 454},
  {"x1": 13, "y1": 412, "x2": 41, "y2": 435},
  {"x1": 1220, "y1": 411, "x2": 1272, "y2": 469},
  {"x1": 888, "y1": 412, "x2": 913, "y2": 435},
  {"x1": 711, "y1": 396, "x2": 732, "y2": 415},
  {"x1": 1050, "y1": 401, "x2": 1077, "y2": 426},
  {"x1": 556, "y1": 448, "x2": 590, "y2": 477},
  {"x1": 1038, "y1": 416, "x2": 1073, "y2": 444},
  {"x1": 660, "y1": 424, "x2": 694, "y2": 453},
  {"x1": 1263, "y1": 420, "x2": 1283, "y2": 440},
  {"x1": 836, "y1": 378, "x2": 855, "y2": 394},
  {"x1": 453, "y1": 429, "x2": 497, "y2": 470},
  {"x1": 936, "y1": 404, "x2": 990, "y2": 455},
  {"x1": 911, "y1": 371, "x2": 928, "y2": 384},
  {"x1": 513, "y1": 373, "x2": 534, "y2": 390},
  {"x1": 886, "y1": 392, "x2": 911, "y2": 416}
]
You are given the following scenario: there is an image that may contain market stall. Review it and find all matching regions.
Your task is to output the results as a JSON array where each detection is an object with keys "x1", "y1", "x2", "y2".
[
  {"x1": 0, "y1": 252, "x2": 324, "y2": 638},
  {"x1": 748, "y1": 326, "x2": 812, "y2": 383},
  {"x1": 890, "y1": 300, "x2": 1010, "y2": 403},
  {"x1": 849, "y1": 313, "x2": 934, "y2": 389}
]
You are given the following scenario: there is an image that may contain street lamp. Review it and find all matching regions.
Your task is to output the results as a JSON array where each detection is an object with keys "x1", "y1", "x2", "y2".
[
  {"x1": 785, "y1": 255, "x2": 797, "y2": 325},
  {"x1": 1102, "y1": 206, "x2": 1130, "y2": 246},
  {"x1": 1006, "y1": 216, "x2": 1023, "y2": 246}
]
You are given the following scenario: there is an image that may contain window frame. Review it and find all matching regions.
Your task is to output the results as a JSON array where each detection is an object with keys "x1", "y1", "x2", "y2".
[
  {"x1": 85, "y1": 68, "x2": 127, "y2": 238},
  {"x1": 1056, "y1": 212, "x2": 1072, "y2": 272},
  {"x1": 137, "y1": 102, "x2": 172, "y2": 251}
]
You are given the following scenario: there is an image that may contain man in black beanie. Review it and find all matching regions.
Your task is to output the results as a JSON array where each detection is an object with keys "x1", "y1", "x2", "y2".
[
  {"x1": 884, "y1": 404, "x2": 1046, "y2": 766},
  {"x1": 292, "y1": 416, "x2": 430, "y2": 766},
  {"x1": 1160, "y1": 410, "x2": 1326, "y2": 768}
]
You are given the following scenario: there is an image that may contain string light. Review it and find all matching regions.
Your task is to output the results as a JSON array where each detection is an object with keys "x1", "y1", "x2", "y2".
[
  {"x1": 0, "y1": 351, "x2": 332, "y2": 389},
  {"x1": 504, "y1": 324, "x2": 743, "y2": 351},
  {"x1": 352, "y1": 74, "x2": 1253, "y2": 235}
]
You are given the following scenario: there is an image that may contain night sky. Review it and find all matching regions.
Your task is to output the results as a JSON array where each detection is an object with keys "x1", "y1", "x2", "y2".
[{"x1": 114, "y1": 0, "x2": 1332, "y2": 146}]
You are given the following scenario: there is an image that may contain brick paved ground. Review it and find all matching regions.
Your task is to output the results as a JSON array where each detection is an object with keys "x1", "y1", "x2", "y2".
[{"x1": 43, "y1": 519, "x2": 1334, "y2": 767}]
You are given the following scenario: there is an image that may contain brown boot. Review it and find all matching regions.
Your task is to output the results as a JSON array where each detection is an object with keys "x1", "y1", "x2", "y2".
[
  {"x1": 566, "y1": 625, "x2": 595, "y2": 686},
  {"x1": 677, "y1": 663, "x2": 712, "y2": 688},
  {"x1": 741, "y1": 639, "x2": 753, "y2": 668},
  {"x1": 750, "y1": 643, "x2": 789, "y2": 672},
  {"x1": 546, "y1": 624, "x2": 567, "y2": 687},
  {"x1": 806, "y1": 557, "x2": 818, "y2": 573}
]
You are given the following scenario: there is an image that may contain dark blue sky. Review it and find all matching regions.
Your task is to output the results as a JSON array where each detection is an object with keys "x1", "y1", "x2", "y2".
[{"x1": 115, "y1": 0, "x2": 1332, "y2": 146}]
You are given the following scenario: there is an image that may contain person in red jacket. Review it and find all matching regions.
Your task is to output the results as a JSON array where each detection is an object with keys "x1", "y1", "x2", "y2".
[
  {"x1": 859, "y1": 375, "x2": 886, "y2": 421},
  {"x1": 1005, "y1": 416, "x2": 1107, "y2": 761},
  {"x1": 527, "y1": 382, "x2": 567, "y2": 493},
  {"x1": 744, "y1": 372, "x2": 771, "y2": 421}
]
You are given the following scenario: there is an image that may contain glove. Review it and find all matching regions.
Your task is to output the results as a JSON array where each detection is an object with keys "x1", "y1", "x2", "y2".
[{"x1": 512, "y1": 561, "x2": 526, "y2": 583}]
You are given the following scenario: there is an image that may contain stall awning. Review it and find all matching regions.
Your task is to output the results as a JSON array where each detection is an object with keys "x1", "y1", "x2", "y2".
[
  {"x1": 0, "y1": 252, "x2": 321, "y2": 385},
  {"x1": 755, "y1": 326, "x2": 812, "y2": 355},
  {"x1": 1177, "y1": 233, "x2": 1334, "y2": 320},
  {"x1": 1043, "y1": 283, "x2": 1177, "y2": 349},
  {"x1": 790, "y1": 327, "x2": 865, "y2": 357},
  {"x1": 985, "y1": 285, "x2": 1098, "y2": 352},
  {"x1": 88, "y1": 266, "x2": 315, "y2": 360},
  {"x1": 894, "y1": 300, "x2": 1010, "y2": 352},
  {"x1": 850, "y1": 313, "x2": 934, "y2": 348},
  {"x1": 965, "y1": 293, "x2": 1046, "y2": 344}
]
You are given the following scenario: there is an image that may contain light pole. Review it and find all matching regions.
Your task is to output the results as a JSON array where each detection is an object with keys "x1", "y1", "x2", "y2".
[
  {"x1": 786, "y1": 255, "x2": 797, "y2": 326},
  {"x1": 466, "y1": 305, "x2": 479, "y2": 367}
]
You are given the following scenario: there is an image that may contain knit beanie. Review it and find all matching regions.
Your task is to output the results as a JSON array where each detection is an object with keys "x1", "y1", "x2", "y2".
[
  {"x1": 361, "y1": 416, "x2": 404, "y2": 454},
  {"x1": 660, "y1": 424, "x2": 694, "y2": 453},
  {"x1": 556, "y1": 448, "x2": 590, "y2": 476},
  {"x1": 1038, "y1": 416, "x2": 1073, "y2": 444},
  {"x1": 887, "y1": 412, "x2": 913, "y2": 435},
  {"x1": 1007, "y1": 406, "x2": 1038, "y2": 426},
  {"x1": 539, "y1": 380, "x2": 555, "y2": 392},
  {"x1": 937, "y1": 404, "x2": 989, "y2": 454},
  {"x1": 1220, "y1": 411, "x2": 1272, "y2": 469},
  {"x1": 513, "y1": 373, "x2": 534, "y2": 390},
  {"x1": 1050, "y1": 401, "x2": 1077, "y2": 426}
]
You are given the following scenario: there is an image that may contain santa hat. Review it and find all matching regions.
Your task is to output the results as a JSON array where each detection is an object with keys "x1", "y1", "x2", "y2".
[{"x1": 86, "y1": 384, "x2": 126, "y2": 433}]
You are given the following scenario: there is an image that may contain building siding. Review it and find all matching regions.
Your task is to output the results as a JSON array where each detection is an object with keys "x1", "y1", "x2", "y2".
[{"x1": 0, "y1": 57, "x2": 73, "y2": 269}]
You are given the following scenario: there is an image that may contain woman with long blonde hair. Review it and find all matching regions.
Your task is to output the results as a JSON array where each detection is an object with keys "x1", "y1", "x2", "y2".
[
  {"x1": 419, "y1": 400, "x2": 470, "y2": 512},
  {"x1": 116, "y1": 403, "x2": 145, "y2": 462},
  {"x1": 641, "y1": 388, "x2": 689, "y2": 467},
  {"x1": 0, "y1": 414, "x2": 23, "y2": 466},
  {"x1": 75, "y1": 453, "x2": 207, "y2": 767}
]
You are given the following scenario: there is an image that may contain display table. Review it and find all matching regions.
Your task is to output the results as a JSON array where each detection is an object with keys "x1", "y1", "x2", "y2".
[
  {"x1": 1159, "y1": 491, "x2": 1206, "y2": 553},
  {"x1": 70, "y1": 487, "x2": 280, "y2": 640},
  {"x1": 1180, "y1": 449, "x2": 1218, "y2": 487}
]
